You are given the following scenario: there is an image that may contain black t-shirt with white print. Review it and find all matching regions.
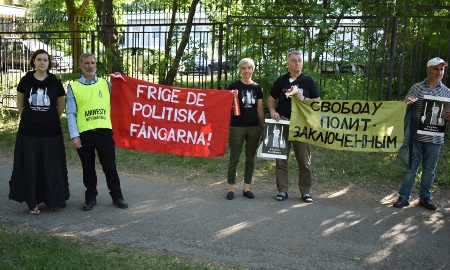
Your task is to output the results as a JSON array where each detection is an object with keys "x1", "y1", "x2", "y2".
[
  {"x1": 228, "y1": 80, "x2": 263, "y2": 127},
  {"x1": 17, "y1": 71, "x2": 66, "y2": 137}
]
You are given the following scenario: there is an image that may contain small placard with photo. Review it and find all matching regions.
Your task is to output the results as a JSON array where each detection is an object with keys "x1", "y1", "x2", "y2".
[
  {"x1": 417, "y1": 95, "x2": 450, "y2": 137},
  {"x1": 259, "y1": 119, "x2": 290, "y2": 159}
]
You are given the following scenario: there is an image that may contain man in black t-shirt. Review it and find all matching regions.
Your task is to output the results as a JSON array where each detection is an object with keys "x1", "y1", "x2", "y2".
[{"x1": 266, "y1": 51, "x2": 320, "y2": 203}]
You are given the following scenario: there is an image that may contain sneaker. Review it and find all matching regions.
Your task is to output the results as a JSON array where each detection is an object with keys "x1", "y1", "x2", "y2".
[
  {"x1": 275, "y1": 192, "x2": 288, "y2": 201},
  {"x1": 226, "y1": 191, "x2": 234, "y2": 200},
  {"x1": 302, "y1": 193, "x2": 313, "y2": 203},
  {"x1": 243, "y1": 190, "x2": 255, "y2": 199},
  {"x1": 418, "y1": 197, "x2": 437, "y2": 210},
  {"x1": 393, "y1": 197, "x2": 409, "y2": 208}
]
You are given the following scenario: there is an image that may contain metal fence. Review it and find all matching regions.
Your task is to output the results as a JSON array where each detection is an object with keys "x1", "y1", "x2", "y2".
[
  {"x1": 224, "y1": 15, "x2": 395, "y2": 101},
  {"x1": 0, "y1": 31, "x2": 94, "y2": 107},
  {"x1": 1, "y1": 4, "x2": 450, "y2": 108}
]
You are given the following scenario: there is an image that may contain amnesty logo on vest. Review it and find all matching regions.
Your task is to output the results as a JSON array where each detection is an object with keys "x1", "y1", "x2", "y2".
[
  {"x1": 85, "y1": 108, "x2": 107, "y2": 121},
  {"x1": 289, "y1": 99, "x2": 406, "y2": 152}
]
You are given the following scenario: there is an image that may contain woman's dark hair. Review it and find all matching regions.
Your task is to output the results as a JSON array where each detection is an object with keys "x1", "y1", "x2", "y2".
[{"x1": 29, "y1": 49, "x2": 53, "y2": 70}]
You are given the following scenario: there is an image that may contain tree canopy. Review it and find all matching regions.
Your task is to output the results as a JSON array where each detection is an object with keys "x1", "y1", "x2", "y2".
[{"x1": 18, "y1": 0, "x2": 450, "y2": 100}]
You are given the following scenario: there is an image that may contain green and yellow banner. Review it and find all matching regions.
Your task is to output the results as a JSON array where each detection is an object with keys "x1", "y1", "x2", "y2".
[{"x1": 290, "y1": 100, "x2": 406, "y2": 152}]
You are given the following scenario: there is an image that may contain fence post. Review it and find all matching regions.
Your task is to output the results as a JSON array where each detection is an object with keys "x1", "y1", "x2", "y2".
[
  {"x1": 386, "y1": 16, "x2": 398, "y2": 101},
  {"x1": 217, "y1": 23, "x2": 224, "y2": 89},
  {"x1": 91, "y1": 30, "x2": 95, "y2": 54}
]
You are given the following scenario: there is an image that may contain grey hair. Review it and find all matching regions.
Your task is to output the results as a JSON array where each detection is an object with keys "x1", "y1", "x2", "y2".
[
  {"x1": 287, "y1": 51, "x2": 302, "y2": 59},
  {"x1": 238, "y1": 58, "x2": 255, "y2": 70},
  {"x1": 80, "y1": 52, "x2": 96, "y2": 62}
]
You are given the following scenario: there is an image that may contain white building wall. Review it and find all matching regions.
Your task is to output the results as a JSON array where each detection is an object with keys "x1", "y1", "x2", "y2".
[{"x1": 122, "y1": 9, "x2": 213, "y2": 53}]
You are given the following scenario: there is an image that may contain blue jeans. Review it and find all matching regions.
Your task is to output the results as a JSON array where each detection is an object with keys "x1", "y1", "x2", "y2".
[{"x1": 399, "y1": 139, "x2": 441, "y2": 200}]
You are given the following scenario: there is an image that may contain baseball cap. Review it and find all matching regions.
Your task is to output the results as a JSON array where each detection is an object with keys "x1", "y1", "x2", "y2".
[{"x1": 427, "y1": 57, "x2": 448, "y2": 67}]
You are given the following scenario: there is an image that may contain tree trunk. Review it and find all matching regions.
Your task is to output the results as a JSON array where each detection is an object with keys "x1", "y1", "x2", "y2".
[
  {"x1": 93, "y1": 0, "x2": 123, "y2": 74},
  {"x1": 65, "y1": 0, "x2": 90, "y2": 73},
  {"x1": 162, "y1": 0, "x2": 201, "y2": 85}
]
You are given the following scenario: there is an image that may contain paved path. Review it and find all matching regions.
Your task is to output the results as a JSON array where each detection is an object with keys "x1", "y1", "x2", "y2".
[{"x1": 1, "y1": 159, "x2": 449, "y2": 269}]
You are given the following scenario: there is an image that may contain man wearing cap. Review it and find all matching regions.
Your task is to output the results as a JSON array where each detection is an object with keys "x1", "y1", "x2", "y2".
[{"x1": 393, "y1": 57, "x2": 450, "y2": 210}]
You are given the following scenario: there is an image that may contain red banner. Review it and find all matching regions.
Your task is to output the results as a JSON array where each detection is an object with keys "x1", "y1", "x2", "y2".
[{"x1": 110, "y1": 75, "x2": 233, "y2": 157}]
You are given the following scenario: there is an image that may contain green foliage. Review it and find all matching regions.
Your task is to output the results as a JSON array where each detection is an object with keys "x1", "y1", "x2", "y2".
[
  {"x1": 96, "y1": 47, "x2": 124, "y2": 76},
  {"x1": 0, "y1": 109, "x2": 20, "y2": 124},
  {"x1": 18, "y1": 0, "x2": 437, "y2": 99},
  {"x1": 435, "y1": 131, "x2": 450, "y2": 189},
  {"x1": 156, "y1": 52, "x2": 174, "y2": 82},
  {"x1": 30, "y1": 0, "x2": 97, "y2": 31},
  {"x1": 314, "y1": 73, "x2": 369, "y2": 100},
  {"x1": 252, "y1": 59, "x2": 284, "y2": 100},
  {"x1": 57, "y1": 73, "x2": 82, "y2": 84},
  {"x1": 0, "y1": 111, "x2": 20, "y2": 157},
  {"x1": 121, "y1": 0, "x2": 165, "y2": 12}
]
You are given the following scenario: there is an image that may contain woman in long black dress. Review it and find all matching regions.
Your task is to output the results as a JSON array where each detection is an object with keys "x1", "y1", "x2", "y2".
[{"x1": 9, "y1": 49, "x2": 69, "y2": 214}]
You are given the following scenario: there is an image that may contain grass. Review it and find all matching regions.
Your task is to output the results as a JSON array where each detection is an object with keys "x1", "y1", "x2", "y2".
[
  {"x1": 0, "y1": 221, "x2": 236, "y2": 270},
  {"x1": 2, "y1": 110, "x2": 450, "y2": 190},
  {"x1": 1, "y1": 110, "x2": 450, "y2": 269}
]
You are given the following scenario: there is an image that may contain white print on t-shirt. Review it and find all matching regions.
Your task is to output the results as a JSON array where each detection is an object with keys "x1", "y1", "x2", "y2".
[
  {"x1": 28, "y1": 87, "x2": 50, "y2": 111},
  {"x1": 241, "y1": 90, "x2": 256, "y2": 108}
]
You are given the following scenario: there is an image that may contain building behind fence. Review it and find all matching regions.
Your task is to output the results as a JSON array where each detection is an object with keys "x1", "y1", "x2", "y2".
[{"x1": 1, "y1": 2, "x2": 450, "y2": 108}]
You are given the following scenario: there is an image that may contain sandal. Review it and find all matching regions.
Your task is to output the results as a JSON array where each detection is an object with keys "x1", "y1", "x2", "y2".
[
  {"x1": 302, "y1": 193, "x2": 314, "y2": 203},
  {"x1": 29, "y1": 206, "x2": 40, "y2": 215},
  {"x1": 275, "y1": 192, "x2": 288, "y2": 201}
]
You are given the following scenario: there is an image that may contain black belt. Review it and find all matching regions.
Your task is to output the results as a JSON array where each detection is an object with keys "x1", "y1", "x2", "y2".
[{"x1": 85, "y1": 128, "x2": 109, "y2": 132}]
